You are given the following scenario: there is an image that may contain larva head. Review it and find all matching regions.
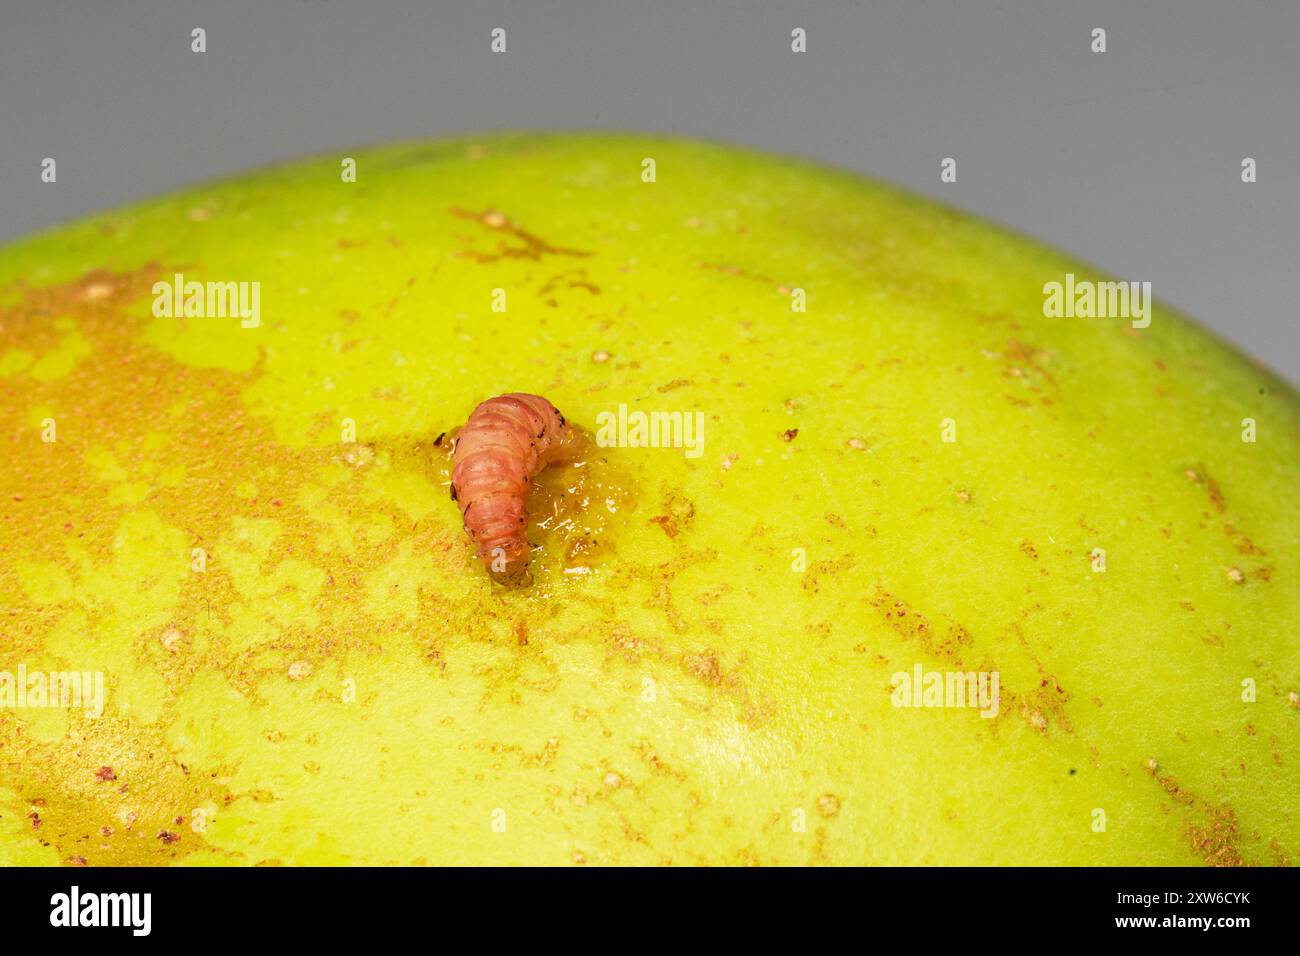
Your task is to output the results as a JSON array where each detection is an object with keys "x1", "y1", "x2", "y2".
[{"x1": 484, "y1": 541, "x2": 535, "y2": 588}]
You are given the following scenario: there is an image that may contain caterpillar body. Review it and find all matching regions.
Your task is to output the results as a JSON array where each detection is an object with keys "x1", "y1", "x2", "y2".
[{"x1": 450, "y1": 392, "x2": 572, "y2": 585}]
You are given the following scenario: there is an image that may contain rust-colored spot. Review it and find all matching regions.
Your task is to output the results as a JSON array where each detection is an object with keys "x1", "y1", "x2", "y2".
[
  {"x1": 816, "y1": 793, "x2": 841, "y2": 819},
  {"x1": 682, "y1": 650, "x2": 722, "y2": 686},
  {"x1": 656, "y1": 378, "x2": 693, "y2": 394},
  {"x1": 450, "y1": 207, "x2": 591, "y2": 263}
]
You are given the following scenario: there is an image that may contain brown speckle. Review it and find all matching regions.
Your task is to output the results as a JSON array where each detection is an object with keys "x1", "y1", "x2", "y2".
[
  {"x1": 816, "y1": 793, "x2": 841, "y2": 818},
  {"x1": 682, "y1": 650, "x2": 722, "y2": 685},
  {"x1": 656, "y1": 378, "x2": 693, "y2": 394},
  {"x1": 782, "y1": 428, "x2": 798, "y2": 442},
  {"x1": 95, "y1": 766, "x2": 116, "y2": 782},
  {"x1": 649, "y1": 514, "x2": 679, "y2": 538},
  {"x1": 1185, "y1": 465, "x2": 1226, "y2": 513}
]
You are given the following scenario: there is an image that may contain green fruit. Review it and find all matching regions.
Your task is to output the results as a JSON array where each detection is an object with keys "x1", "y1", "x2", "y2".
[{"x1": 0, "y1": 133, "x2": 1295, "y2": 866}]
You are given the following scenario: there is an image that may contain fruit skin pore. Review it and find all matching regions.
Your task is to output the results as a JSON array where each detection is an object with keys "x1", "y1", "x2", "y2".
[{"x1": 0, "y1": 132, "x2": 1296, "y2": 866}]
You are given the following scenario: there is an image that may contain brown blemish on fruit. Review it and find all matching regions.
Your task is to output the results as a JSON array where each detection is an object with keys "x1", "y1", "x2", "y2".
[
  {"x1": 869, "y1": 586, "x2": 975, "y2": 668},
  {"x1": 539, "y1": 269, "x2": 601, "y2": 299},
  {"x1": 1009, "y1": 622, "x2": 1074, "y2": 735},
  {"x1": 1184, "y1": 464, "x2": 1226, "y2": 513},
  {"x1": 648, "y1": 514, "x2": 679, "y2": 538},
  {"x1": 1269, "y1": 839, "x2": 1292, "y2": 866},
  {"x1": 682, "y1": 650, "x2": 722, "y2": 685},
  {"x1": 1144, "y1": 764, "x2": 1249, "y2": 866},
  {"x1": 801, "y1": 554, "x2": 855, "y2": 594},
  {"x1": 450, "y1": 207, "x2": 591, "y2": 263},
  {"x1": 697, "y1": 260, "x2": 788, "y2": 292},
  {"x1": 635, "y1": 740, "x2": 686, "y2": 781},
  {"x1": 1152, "y1": 487, "x2": 1268, "y2": 582},
  {"x1": 1000, "y1": 340, "x2": 1058, "y2": 397},
  {"x1": 477, "y1": 737, "x2": 560, "y2": 770},
  {"x1": 1223, "y1": 523, "x2": 1265, "y2": 556},
  {"x1": 0, "y1": 265, "x2": 495, "y2": 861},
  {"x1": 656, "y1": 378, "x2": 693, "y2": 394},
  {"x1": 782, "y1": 428, "x2": 798, "y2": 442},
  {"x1": 868, "y1": 587, "x2": 1075, "y2": 736}
]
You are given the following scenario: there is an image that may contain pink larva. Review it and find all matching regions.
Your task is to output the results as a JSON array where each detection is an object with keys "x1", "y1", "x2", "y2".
[{"x1": 449, "y1": 393, "x2": 571, "y2": 585}]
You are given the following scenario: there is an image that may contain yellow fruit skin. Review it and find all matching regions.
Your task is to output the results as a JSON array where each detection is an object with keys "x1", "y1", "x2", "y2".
[{"x1": 0, "y1": 133, "x2": 1296, "y2": 866}]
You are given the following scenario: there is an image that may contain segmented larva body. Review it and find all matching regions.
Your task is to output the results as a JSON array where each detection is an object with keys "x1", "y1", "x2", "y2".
[{"x1": 450, "y1": 393, "x2": 570, "y2": 584}]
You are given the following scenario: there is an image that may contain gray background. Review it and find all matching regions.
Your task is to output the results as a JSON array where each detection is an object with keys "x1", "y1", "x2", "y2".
[{"x1": 2, "y1": 0, "x2": 1296, "y2": 381}]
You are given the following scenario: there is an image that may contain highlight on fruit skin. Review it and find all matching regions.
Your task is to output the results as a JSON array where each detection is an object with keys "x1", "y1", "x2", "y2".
[{"x1": 449, "y1": 392, "x2": 572, "y2": 586}]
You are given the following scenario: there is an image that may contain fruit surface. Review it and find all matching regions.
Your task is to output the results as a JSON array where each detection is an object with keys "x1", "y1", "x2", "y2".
[{"x1": 0, "y1": 133, "x2": 1296, "y2": 866}]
